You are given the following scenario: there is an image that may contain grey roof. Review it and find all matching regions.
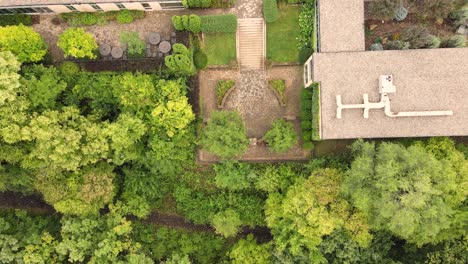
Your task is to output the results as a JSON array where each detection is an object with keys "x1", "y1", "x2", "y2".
[
  {"x1": 313, "y1": 48, "x2": 468, "y2": 139},
  {"x1": 0, "y1": 0, "x2": 156, "y2": 8},
  {"x1": 318, "y1": 0, "x2": 365, "y2": 53}
]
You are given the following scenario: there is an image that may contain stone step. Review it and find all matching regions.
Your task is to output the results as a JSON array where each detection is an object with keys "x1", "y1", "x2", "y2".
[{"x1": 237, "y1": 18, "x2": 265, "y2": 71}]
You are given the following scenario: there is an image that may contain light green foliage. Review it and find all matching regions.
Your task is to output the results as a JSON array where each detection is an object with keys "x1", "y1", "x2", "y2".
[
  {"x1": 440, "y1": 35, "x2": 466, "y2": 48},
  {"x1": 116, "y1": 10, "x2": 134, "y2": 24},
  {"x1": 35, "y1": 163, "x2": 116, "y2": 216},
  {"x1": 263, "y1": 119, "x2": 297, "y2": 153},
  {"x1": 215, "y1": 79, "x2": 235, "y2": 105},
  {"x1": 0, "y1": 51, "x2": 21, "y2": 105},
  {"x1": 213, "y1": 161, "x2": 254, "y2": 190},
  {"x1": 212, "y1": 209, "x2": 242, "y2": 238},
  {"x1": 188, "y1": 14, "x2": 201, "y2": 33},
  {"x1": 57, "y1": 27, "x2": 98, "y2": 59},
  {"x1": 0, "y1": 24, "x2": 47, "y2": 63},
  {"x1": 22, "y1": 65, "x2": 67, "y2": 109},
  {"x1": 265, "y1": 168, "x2": 371, "y2": 258},
  {"x1": 254, "y1": 163, "x2": 297, "y2": 192},
  {"x1": 200, "y1": 111, "x2": 249, "y2": 159},
  {"x1": 342, "y1": 139, "x2": 467, "y2": 245},
  {"x1": 151, "y1": 96, "x2": 195, "y2": 138},
  {"x1": 200, "y1": 14, "x2": 238, "y2": 33},
  {"x1": 112, "y1": 72, "x2": 156, "y2": 114},
  {"x1": 59, "y1": 61, "x2": 81, "y2": 76},
  {"x1": 263, "y1": 0, "x2": 279, "y2": 23},
  {"x1": 172, "y1": 15, "x2": 184, "y2": 30},
  {"x1": 119, "y1": 31, "x2": 145, "y2": 56},
  {"x1": 165, "y1": 254, "x2": 191, "y2": 264},
  {"x1": 229, "y1": 234, "x2": 272, "y2": 264}
]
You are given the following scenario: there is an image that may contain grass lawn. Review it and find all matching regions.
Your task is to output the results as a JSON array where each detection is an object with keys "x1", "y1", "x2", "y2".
[
  {"x1": 267, "y1": 5, "x2": 301, "y2": 63},
  {"x1": 202, "y1": 32, "x2": 237, "y2": 66}
]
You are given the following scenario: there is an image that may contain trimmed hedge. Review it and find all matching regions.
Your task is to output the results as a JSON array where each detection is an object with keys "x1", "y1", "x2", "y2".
[
  {"x1": 183, "y1": 0, "x2": 212, "y2": 8},
  {"x1": 201, "y1": 14, "x2": 238, "y2": 33},
  {"x1": 0, "y1": 14, "x2": 32, "y2": 26},
  {"x1": 263, "y1": 0, "x2": 279, "y2": 23},
  {"x1": 172, "y1": 14, "x2": 201, "y2": 33},
  {"x1": 60, "y1": 10, "x2": 144, "y2": 26},
  {"x1": 310, "y1": 83, "x2": 321, "y2": 141}
]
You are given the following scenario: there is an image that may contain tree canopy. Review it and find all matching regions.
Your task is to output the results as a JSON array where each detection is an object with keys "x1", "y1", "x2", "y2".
[{"x1": 0, "y1": 24, "x2": 47, "y2": 63}]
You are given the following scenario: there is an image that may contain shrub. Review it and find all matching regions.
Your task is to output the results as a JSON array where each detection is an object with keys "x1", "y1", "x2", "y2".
[
  {"x1": 424, "y1": 0, "x2": 454, "y2": 20},
  {"x1": 81, "y1": 12, "x2": 98, "y2": 25},
  {"x1": 298, "y1": 3, "x2": 315, "y2": 50},
  {"x1": 311, "y1": 83, "x2": 321, "y2": 141},
  {"x1": 172, "y1": 43, "x2": 190, "y2": 56},
  {"x1": 440, "y1": 35, "x2": 466, "y2": 48},
  {"x1": 263, "y1": 0, "x2": 279, "y2": 23},
  {"x1": 0, "y1": 24, "x2": 47, "y2": 63},
  {"x1": 216, "y1": 80, "x2": 235, "y2": 105},
  {"x1": 58, "y1": 61, "x2": 81, "y2": 76},
  {"x1": 185, "y1": 0, "x2": 212, "y2": 8},
  {"x1": 369, "y1": 0, "x2": 398, "y2": 20},
  {"x1": 188, "y1": 14, "x2": 202, "y2": 33},
  {"x1": 57, "y1": 27, "x2": 98, "y2": 59},
  {"x1": 212, "y1": 209, "x2": 242, "y2": 238},
  {"x1": 448, "y1": 6, "x2": 468, "y2": 26},
  {"x1": 0, "y1": 14, "x2": 32, "y2": 26},
  {"x1": 400, "y1": 26, "x2": 438, "y2": 49},
  {"x1": 181, "y1": 15, "x2": 189, "y2": 29},
  {"x1": 194, "y1": 50, "x2": 208, "y2": 69},
  {"x1": 117, "y1": 10, "x2": 134, "y2": 24},
  {"x1": 299, "y1": 47, "x2": 313, "y2": 63},
  {"x1": 120, "y1": 31, "x2": 145, "y2": 57},
  {"x1": 269, "y1": 79, "x2": 285, "y2": 103},
  {"x1": 172, "y1": 15, "x2": 184, "y2": 30},
  {"x1": 201, "y1": 14, "x2": 238, "y2": 33},
  {"x1": 164, "y1": 43, "x2": 195, "y2": 76},
  {"x1": 214, "y1": 161, "x2": 253, "y2": 190},
  {"x1": 263, "y1": 119, "x2": 297, "y2": 153},
  {"x1": 370, "y1": 43, "x2": 384, "y2": 51},
  {"x1": 199, "y1": 111, "x2": 249, "y2": 159},
  {"x1": 385, "y1": 40, "x2": 410, "y2": 50}
]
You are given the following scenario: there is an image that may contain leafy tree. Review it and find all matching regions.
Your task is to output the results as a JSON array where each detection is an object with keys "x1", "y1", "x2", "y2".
[
  {"x1": 265, "y1": 168, "x2": 371, "y2": 260},
  {"x1": 0, "y1": 24, "x2": 47, "y2": 62},
  {"x1": 229, "y1": 234, "x2": 272, "y2": 264},
  {"x1": 263, "y1": 119, "x2": 297, "y2": 153},
  {"x1": 213, "y1": 161, "x2": 254, "y2": 190},
  {"x1": 254, "y1": 163, "x2": 297, "y2": 193},
  {"x1": 57, "y1": 27, "x2": 98, "y2": 59},
  {"x1": 165, "y1": 254, "x2": 191, "y2": 264},
  {"x1": 200, "y1": 111, "x2": 249, "y2": 159},
  {"x1": 151, "y1": 96, "x2": 195, "y2": 138},
  {"x1": 342, "y1": 139, "x2": 467, "y2": 245},
  {"x1": 112, "y1": 72, "x2": 156, "y2": 115},
  {"x1": 425, "y1": 238, "x2": 467, "y2": 264},
  {"x1": 22, "y1": 65, "x2": 67, "y2": 109},
  {"x1": 212, "y1": 209, "x2": 242, "y2": 238},
  {"x1": 0, "y1": 51, "x2": 21, "y2": 106}
]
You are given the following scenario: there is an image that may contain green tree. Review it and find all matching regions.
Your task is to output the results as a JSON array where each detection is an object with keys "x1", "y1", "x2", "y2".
[
  {"x1": 265, "y1": 168, "x2": 371, "y2": 260},
  {"x1": 212, "y1": 209, "x2": 242, "y2": 238},
  {"x1": 0, "y1": 51, "x2": 21, "y2": 105},
  {"x1": 342, "y1": 139, "x2": 467, "y2": 245},
  {"x1": 150, "y1": 96, "x2": 195, "y2": 138},
  {"x1": 213, "y1": 161, "x2": 254, "y2": 190},
  {"x1": 0, "y1": 24, "x2": 47, "y2": 63},
  {"x1": 229, "y1": 234, "x2": 272, "y2": 264},
  {"x1": 112, "y1": 72, "x2": 156, "y2": 115},
  {"x1": 22, "y1": 65, "x2": 67, "y2": 109},
  {"x1": 199, "y1": 111, "x2": 249, "y2": 159},
  {"x1": 263, "y1": 119, "x2": 297, "y2": 153},
  {"x1": 57, "y1": 27, "x2": 98, "y2": 59}
]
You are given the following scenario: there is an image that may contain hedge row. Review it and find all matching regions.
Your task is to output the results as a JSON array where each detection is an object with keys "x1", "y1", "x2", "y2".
[
  {"x1": 60, "y1": 10, "x2": 144, "y2": 26},
  {"x1": 172, "y1": 14, "x2": 201, "y2": 33},
  {"x1": 263, "y1": 0, "x2": 279, "y2": 23},
  {"x1": 0, "y1": 14, "x2": 32, "y2": 26},
  {"x1": 310, "y1": 83, "x2": 321, "y2": 141},
  {"x1": 300, "y1": 88, "x2": 313, "y2": 145},
  {"x1": 200, "y1": 14, "x2": 237, "y2": 33}
]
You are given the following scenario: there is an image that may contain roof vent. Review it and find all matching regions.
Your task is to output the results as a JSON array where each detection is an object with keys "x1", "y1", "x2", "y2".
[{"x1": 379, "y1": 75, "x2": 396, "y2": 94}]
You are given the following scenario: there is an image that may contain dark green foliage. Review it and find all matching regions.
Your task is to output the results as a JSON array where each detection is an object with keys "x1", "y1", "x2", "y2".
[
  {"x1": 193, "y1": 50, "x2": 208, "y2": 69},
  {"x1": 213, "y1": 161, "x2": 254, "y2": 190},
  {"x1": 440, "y1": 35, "x2": 466, "y2": 48},
  {"x1": 201, "y1": 14, "x2": 238, "y2": 33},
  {"x1": 215, "y1": 79, "x2": 235, "y2": 105},
  {"x1": 300, "y1": 87, "x2": 313, "y2": 145},
  {"x1": 22, "y1": 65, "x2": 67, "y2": 109},
  {"x1": 263, "y1": 119, "x2": 297, "y2": 153},
  {"x1": 0, "y1": 14, "x2": 32, "y2": 26},
  {"x1": 448, "y1": 5, "x2": 468, "y2": 26},
  {"x1": 263, "y1": 0, "x2": 279, "y2": 23},
  {"x1": 299, "y1": 47, "x2": 313, "y2": 63},
  {"x1": 184, "y1": 0, "x2": 213, "y2": 8},
  {"x1": 311, "y1": 83, "x2": 320, "y2": 140},
  {"x1": 424, "y1": 238, "x2": 468, "y2": 264},
  {"x1": 120, "y1": 31, "x2": 145, "y2": 57},
  {"x1": 199, "y1": 111, "x2": 249, "y2": 159},
  {"x1": 229, "y1": 234, "x2": 273, "y2": 264},
  {"x1": 116, "y1": 10, "x2": 134, "y2": 24},
  {"x1": 254, "y1": 163, "x2": 298, "y2": 193},
  {"x1": 165, "y1": 43, "x2": 195, "y2": 76}
]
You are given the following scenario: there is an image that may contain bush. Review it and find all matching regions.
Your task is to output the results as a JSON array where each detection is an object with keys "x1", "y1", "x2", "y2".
[
  {"x1": 201, "y1": 14, "x2": 238, "y2": 33},
  {"x1": 212, "y1": 209, "x2": 242, "y2": 238},
  {"x1": 117, "y1": 10, "x2": 134, "y2": 24},
  {"x1": 214, "y1": 162, "x2": 253, "y2": 190},
  {"x1": 263, "y1": 119, "x2": 297, "y2": 153},
  {"x1": 263, "y1": 0, "x2": 279, "y2": 23},
  {"x1": 298, "y1": 3, "x2": 315, "y2": 50},
  {"x1": 172, "y1": 15, "x2": 184, "y2": 30},
  {"x1": 120, "y1": 31, "x2": 145, "y2": 57},
  {"x1": 311, "y1": 83, "x2": 321, "y2": 141},
  {"x1": 184, "y1": 0, "x2": 212, "y2": 8},
  {"x1": 369, "y1": 0, "x2": 397, "y2": 20},
  {"x1": 57, "y1": 27, "x2": 98, "y2": 59},
  {"x1": 385, "y1": 40, "x2": 410, "y2": 50},
  {"x1": 0, "y1": 24, "x2": 47, "y2": 63},
  {"x1": 448, "y1": 6, "x2": 468, "y2": 26},
  {"x1": 188, "y1": 14, "x2": 202, "y2": 33},
  {"x1": 81, "y1": 13, "x2": 98, "y2": 26},
  {"x1": 424, "y1": 0, "x2": 454, "y2": 20},
  {"x1": 194, "y1": 50, "x2": 208, "y2": 69},
  {"x1": 216, "y1": 80, "x2": 235, "y2": 105},
  {"x1": 440, "y1": 35, "x2": 466, "y2": 48},
  {"x1": 400, "y1": 26, "x2": 439, "y2": 49},
  {"x1": 0, "y1": 14, "x2": 32, "y2": 26},
  {"x1": 164, "y1": 43, "x2": 195, "y2": 76},
  {"x1": 200, "y1": 111, "x2": 249, "y2": 159},
  {"x1": 172, "y1": 14, "x2": 201, "y2": 33},
  {"x1": 58, "y1": 61, "x2": 80, "y2": 76},
  {"x1": 181, "y1": 15, "x2": 189, "y2": 29}
]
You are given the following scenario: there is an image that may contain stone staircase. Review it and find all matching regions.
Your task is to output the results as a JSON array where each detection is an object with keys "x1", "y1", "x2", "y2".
[{"x1": 237, "y1": 18, "x2": 265, "y2": 71}]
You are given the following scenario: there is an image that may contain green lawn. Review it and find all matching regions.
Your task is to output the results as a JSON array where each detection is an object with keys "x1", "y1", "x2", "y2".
[
  {"x1": 267, "y1": 5, "x2": 301, "y2": 63},
  {"x1": 202, "y1": 33, "x2": 237, "y2": 66}
]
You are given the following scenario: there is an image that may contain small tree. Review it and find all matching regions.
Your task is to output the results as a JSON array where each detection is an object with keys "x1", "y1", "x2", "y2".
[
  {"x1": 213, "y1": 161, "x2": 254, "y2": 190},
  {"x1": 57, "y1": 27, "x2": 98, "y2": 59},
  {"x1": 0, "y1": 24, "x2": 47, "y2": 63},
  {"x1": 263, "y1": 119, "x2": 297, "y2": 153},
  {"x1": 199, "y1": 111, "x2": 249, "y2": 159},
  {"x1": 212, "y1": 209, "x2": 242, "y2": 238}
]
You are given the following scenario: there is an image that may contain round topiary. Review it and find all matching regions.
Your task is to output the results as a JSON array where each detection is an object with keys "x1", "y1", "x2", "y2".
[
  {"x1": 117, "y1": 10, "x2": 134, "y2": 24},
  {"x1": 194, "y1": 50, "x2": 208, "y2": 70}
]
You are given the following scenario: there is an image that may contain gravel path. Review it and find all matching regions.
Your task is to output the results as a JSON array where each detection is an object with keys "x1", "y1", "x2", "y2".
[{"x1": 234, "y1": 0, "x2": 263, "y2": 18}]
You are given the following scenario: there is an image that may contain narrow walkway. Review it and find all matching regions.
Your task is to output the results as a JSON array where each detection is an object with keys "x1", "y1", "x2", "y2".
[{"x1": 237, "y1": 18, "x2": 265, "y2": 71}]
